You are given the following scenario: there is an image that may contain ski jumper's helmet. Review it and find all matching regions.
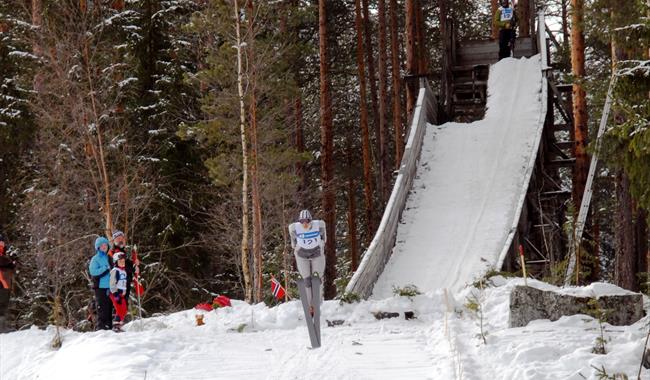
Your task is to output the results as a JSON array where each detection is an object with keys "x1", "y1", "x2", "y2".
[{"x1": 298, "y1": 210, "x2": 312, "y2": 222}]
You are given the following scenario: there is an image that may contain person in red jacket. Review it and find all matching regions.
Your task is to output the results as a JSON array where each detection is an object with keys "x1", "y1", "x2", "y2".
[
  {"x1": 0, "y1": 233, "x2": 17, "y2": 333},
  {"x1": 108, "y1": 230, "x2": 139, "y2": 307}
]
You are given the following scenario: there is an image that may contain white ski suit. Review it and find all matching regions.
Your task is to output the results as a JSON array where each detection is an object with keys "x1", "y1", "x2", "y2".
[{"x1": 288, "y1": 220, "x2": 326, "y2": 281}]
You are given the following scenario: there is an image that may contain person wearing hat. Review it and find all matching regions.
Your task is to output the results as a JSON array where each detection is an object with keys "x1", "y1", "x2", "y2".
[
  {"x1": 494, "y1": 0, "x2": 517, "y2": 60},
  {"x1": 89, "y1": 236, "x2": 113, "y2": 330},
  {"x1": 108, "y1": 230, "x2": 138, "y2": 307},
  {"x1": 109, "y1": 252, "x2": 128, "y2": 332},
  {"x1": 0, "y1": 233, "x2": 17, "y2": 333}
]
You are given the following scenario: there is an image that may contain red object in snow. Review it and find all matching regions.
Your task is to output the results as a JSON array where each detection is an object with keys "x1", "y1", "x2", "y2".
[
  {"x1": 133, "y1": 278, "x2": 145, "y2": 296},
  {"x1": 195, "y1": 303, "x2": 213, "y2": 312},
  {"x1": 270, "y1": 277, "x2": 286, "y2": 300},
  {"x1": 132, "y1": 249, "x2": 145, "y2": 296},
  {"x1": 213, "y1": 295, "x2": 231, "y2": 307}
]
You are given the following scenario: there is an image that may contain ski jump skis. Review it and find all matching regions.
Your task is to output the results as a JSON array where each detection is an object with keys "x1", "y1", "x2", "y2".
[{"x1": 297, "y1": 271, "x2": 322, "y2": 349}]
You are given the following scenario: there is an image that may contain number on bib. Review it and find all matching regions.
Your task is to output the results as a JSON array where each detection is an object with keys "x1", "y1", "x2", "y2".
[{"x1": 501, "y1": 8, "x2": 513, "y2": 22}]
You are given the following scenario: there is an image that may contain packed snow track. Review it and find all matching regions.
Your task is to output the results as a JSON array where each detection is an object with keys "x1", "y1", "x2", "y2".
[{"x1": 372, "y1": 55, "x2": 546, "y2": 298}]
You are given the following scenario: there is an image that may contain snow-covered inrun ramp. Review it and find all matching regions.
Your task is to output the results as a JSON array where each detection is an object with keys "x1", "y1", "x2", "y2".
[{"x1": 372, "y1": 55, "x2": 545, "y2": 298}]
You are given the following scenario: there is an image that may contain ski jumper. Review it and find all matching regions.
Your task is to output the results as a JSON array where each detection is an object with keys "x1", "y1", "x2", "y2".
[
  {"x1": 289, "y1": 220, "x2": 326, "y2": 279},
  {"x1": 495, "y1": 5, "x2": 516, "y2": 60},
  {"x1": 109, "y1": 266, "x2": 128, "y2": 323},
  {"x1": 289, "y1": 220, "x2": 326, "y2": 305}
]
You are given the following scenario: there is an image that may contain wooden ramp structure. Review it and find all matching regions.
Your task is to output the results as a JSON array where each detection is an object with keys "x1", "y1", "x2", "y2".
[{"x1": 347, "y1": 10, "x2": 577, "y2": 298}]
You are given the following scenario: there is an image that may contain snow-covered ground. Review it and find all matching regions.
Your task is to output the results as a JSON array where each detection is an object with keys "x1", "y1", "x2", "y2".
[
  {"x1": 373, "y1": 55, "x2": 545, "y2": 297},
  {"x1": 3, "y1": 56, "x2": 647, "y2": 380},
  {"x1": 2, "y1": 277, "x2": 649, "y2": 379}
]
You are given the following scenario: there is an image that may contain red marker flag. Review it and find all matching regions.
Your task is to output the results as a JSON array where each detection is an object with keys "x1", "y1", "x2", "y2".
[{"x1": 270, "y1": 276, "x2": 286, "y2": 300}]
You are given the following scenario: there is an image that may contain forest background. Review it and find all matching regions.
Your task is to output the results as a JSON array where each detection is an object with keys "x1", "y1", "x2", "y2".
[{"x1": 0, "y1": 0, "x2": 648, "y2": 330}]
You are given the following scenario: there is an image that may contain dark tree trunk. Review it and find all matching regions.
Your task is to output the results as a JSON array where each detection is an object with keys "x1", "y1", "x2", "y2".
[
  {"x1": 389, "y1": 0, "x2": 403, "y2": 168},
  {"x1": 405, "y1": 0, "x2": 417, "y2": 120},
  {"x1": 518, "y1": 0, "x2": 530, "y2": 37},
  {"x1": 636, "y1": 208, "x2": 648, "y2": 281},
  {"x1": 295, "y1": 98, "x2": 306, "y2": 193},
  {"x1": 491, "y1": 0, "x2": 499, "y2": 39},
  {"x1": 571, "y1": 0, "x2": 588, "y2": 209},
  {"x1": 347, "y1": 135, "x2": 360, "y2": 271},
  {"x1": 362, "y1": 0, "x2": 380, "y2": 157},
  {"x1": 561, "y1": 0, "x2": 569, "y2": 53},
  {"x1": 319, "y1": 0, "x2": 337, "y2": 299},
  {"x1": 377, "y1": 0, "x2": 391, "y2": 205},
  {"x1": 355, "y1": 0, "x2": 376, "y2": 242},
  {"x1": 415, "y1": 0, "x2": 427, "y2": 74},
  {"x1": 615, "y1": 171, "x2": 637, "y2": 291}
]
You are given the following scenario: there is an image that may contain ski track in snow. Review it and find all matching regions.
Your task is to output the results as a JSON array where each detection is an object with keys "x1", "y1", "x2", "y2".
[
  {"x1": 5, "y1": 57, "x2": 649, "y2": 380},
  {"x1": 372, "y1": 55, "x2": 544, "y2": 298},
  {"x1": 2, "y1": 278, "x2": 650, "y2": 379}
]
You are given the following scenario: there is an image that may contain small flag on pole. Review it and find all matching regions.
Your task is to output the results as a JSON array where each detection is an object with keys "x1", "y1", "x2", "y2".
[{"x1": 270, "y1": 276, "x2": 286, "y2": 300}]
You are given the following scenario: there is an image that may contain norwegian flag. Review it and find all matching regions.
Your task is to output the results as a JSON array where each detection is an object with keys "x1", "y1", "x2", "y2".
[{"x1": 270, "y1": 276, "x2": 286, "y2": 300}]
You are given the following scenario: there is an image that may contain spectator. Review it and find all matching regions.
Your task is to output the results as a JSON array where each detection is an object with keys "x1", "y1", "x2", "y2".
[
  {"x1": 89, "y1": 236, "x2": 112, "y2": 330},
  {"x1": 494, "y1": 0, "x2": 517, "y2": 60},
  {"x1": 0, "y1": 233, "x2": 17, "y2": 333},
  {"x1": 108, "y1": 230, "x2": 138, "y2": 307}
]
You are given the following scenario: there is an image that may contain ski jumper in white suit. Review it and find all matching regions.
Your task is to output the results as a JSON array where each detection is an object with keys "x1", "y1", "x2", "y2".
[{"x1": 289, "y1": 220, "x2": 326, "y2": 282}]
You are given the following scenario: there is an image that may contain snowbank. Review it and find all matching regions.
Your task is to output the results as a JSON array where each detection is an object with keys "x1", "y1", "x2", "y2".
[{"x1": 2, "y1": 277, "x2": 650, "y2": 379}]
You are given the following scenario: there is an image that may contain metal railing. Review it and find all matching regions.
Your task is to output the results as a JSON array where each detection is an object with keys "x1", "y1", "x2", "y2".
[{"x1": 345, "y1": 79, "x2": 438, "y2": 299}]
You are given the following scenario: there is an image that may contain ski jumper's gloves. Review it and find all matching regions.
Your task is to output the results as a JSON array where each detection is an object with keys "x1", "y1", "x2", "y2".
[{"x1": 113, "y1": 292, "x2": 121, "y2": 303}]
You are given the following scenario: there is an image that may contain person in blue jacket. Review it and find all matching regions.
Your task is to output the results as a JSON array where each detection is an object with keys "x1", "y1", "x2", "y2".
[{"x1": 89, "y1": 236, "x2": 113, "y2": 330}]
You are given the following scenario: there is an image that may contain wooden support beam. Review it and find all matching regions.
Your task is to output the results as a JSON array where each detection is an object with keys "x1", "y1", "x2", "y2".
[
  {"x1": 555, "y1": 141, "x2": 576, "y2": 149},
  {"x1": 550, "y1": 142, "x2": 572, "y2": 159},
  {"x1": 540, "y1": 190, "x2": 571, "y2": 197},
  {"x1": 549, "y1": 81, "x2": 574, "y2": 124},
  {"x1": 547, "y1": 158, "x2": 576, "y2": 168},
  {"x1": 544, "y1": 24, "x2": 562, "y2": 51},
  {"x1": 552, "y1": 123, "x2": 571, "y2": 132}
]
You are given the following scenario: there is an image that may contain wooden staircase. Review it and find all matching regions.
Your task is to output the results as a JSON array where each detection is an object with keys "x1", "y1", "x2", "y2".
[{"x1": 449, "y1": 37, "x2": 537, "y2": 122}]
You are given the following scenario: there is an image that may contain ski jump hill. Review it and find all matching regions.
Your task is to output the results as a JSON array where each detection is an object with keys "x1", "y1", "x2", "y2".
[{"x1": 347, "y1": 51, "x2": 549, "y2": 299}]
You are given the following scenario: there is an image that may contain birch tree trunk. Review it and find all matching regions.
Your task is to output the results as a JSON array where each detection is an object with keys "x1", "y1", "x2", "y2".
[
  {"x1": 246, "y1": 0, "x2": 264, "y2": 303},
  {"x1": 234, "y1": 0, "x2": 252, "y2": 302},
  {"x1": 319, "y1": 0, "x2": 337, "y2": 299},
  {"x1": 355, "y1": 0, "x2": 375, "y2": 242}
]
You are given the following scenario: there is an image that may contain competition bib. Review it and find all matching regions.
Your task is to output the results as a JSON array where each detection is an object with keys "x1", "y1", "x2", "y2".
[
  {"x1": 501, "y1": 8, "x2": 513, "y2": 21},
  {"x1": 296, "y1": 224, "x2": 321, "y2": 249}
]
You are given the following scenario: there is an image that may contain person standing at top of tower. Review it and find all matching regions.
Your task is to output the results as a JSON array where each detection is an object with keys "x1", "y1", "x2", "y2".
[{"x1": 494, "y1": 0, "x2": 517, "y2": 60}]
